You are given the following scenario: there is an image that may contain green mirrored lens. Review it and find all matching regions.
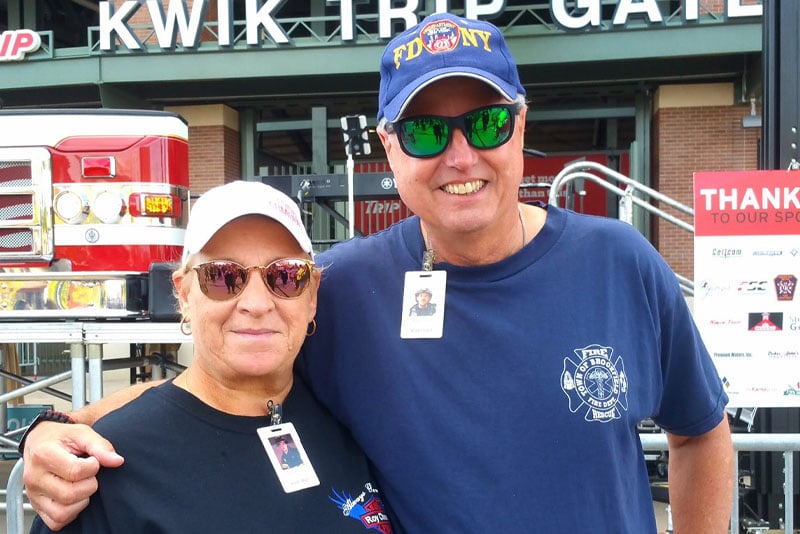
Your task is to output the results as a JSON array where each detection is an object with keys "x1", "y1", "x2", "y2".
[
  {"x1": 465, "y1": 107, "x2": 512, "y2": 148},
  {"x1": 398, "y1": 118, "x2": 449, "y2": 157},
  {"x1": 393, "y1": 104, "x2": 516, "y2": 158}
]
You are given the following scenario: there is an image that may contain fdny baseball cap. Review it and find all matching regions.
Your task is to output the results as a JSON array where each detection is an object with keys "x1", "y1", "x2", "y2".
[
  {"x1": 181, "y1": 181, "x2": 312, "y2": 263},
  {"x1": 378, "y1": 12, "x2": 526, "y2": 122}
]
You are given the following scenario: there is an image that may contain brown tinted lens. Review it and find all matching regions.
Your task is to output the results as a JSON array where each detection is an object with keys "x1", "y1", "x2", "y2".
[
  {"x1": 196, "y1": 261, "x2": 246, "y2": 301},
  {"x1": 264, "y1": 259, "x2": 311, "y2": 299}
]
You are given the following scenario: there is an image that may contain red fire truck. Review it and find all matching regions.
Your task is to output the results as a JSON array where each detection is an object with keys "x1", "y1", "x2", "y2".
[{"x1": 0, "y1": 109, "x2": 189, "y2": 320}]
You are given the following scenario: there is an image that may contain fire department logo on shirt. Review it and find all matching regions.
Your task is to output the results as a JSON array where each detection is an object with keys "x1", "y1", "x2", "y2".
[{"x1": 561, "y1": 344, "x2": 628, "y2": 423}]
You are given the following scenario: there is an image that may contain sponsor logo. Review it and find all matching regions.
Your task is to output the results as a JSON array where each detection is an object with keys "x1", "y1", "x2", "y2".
[
  {"x1": 697, "y1": 280, "x2": 733, "y2": 298},
  {"x1": 711, "y1": 248, "x2": 742, "y2": 259},
  {"x1": 774, "y1": 274, "x2": 797, "y2": 301},
  {"x1": 784, "y1": 384, "x2": 800, "y2": 396},
  {"x1": 706, "y1": 318, "x2": 745, "y2": 328},
  {"x1": 737, "y1": 280, "x2": 769, "y2": 294},
  {"x1": 748, "y1": 312, "x2": 783, "y2": 331},
  {"x1": 713, "y1": 352, "x2": 753, "y2": 358},
  {"x1": 767, "y1": 350, "x2": 799, "y2": 359},
  {"x1": 753, "y1": 249, "x2": 783, "y2": 257}
]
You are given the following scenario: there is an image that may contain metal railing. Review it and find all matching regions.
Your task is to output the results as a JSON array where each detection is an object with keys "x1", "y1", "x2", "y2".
[
  {"x1": 549, "y1": 160, "x2": 696, "y2": 295},
  {"x1": 4, "y1": 433, "x2": 797, "y2": 533},
  {"x1": 641, "y1": 433, "x2": 800, "y2": 534}
]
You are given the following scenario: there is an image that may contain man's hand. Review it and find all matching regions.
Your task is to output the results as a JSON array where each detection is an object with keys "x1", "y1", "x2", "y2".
[{"x1": 22, "y1": 421, "x2": 124, "y2": 531}]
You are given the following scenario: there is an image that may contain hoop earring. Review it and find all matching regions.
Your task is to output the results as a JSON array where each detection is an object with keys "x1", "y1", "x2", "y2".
[
  {"x1": 180, "y1": 317, "x2": 192, "y2": 336},
  {"x1": 306, "y1": 319, "x2": 317, "y2": 337}
]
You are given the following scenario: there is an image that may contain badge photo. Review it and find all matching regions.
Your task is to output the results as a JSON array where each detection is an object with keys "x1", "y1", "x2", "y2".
[{"x1": 257, "y1": 422, "x2": 320, "y2": 493}]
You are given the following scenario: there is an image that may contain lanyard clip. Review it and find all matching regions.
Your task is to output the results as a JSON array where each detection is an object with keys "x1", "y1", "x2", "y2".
[
  {"x1": 422, "y1": 249, "x2": 435, "y2": 271},
  {"x1": 267, "y1": 400, "x2": 282, "y2": 426}
]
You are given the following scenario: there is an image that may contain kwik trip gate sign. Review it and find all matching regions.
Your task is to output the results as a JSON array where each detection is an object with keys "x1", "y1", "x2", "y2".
[{"x1": 694, "y1": 171, "x2": 800, "y2": 407}]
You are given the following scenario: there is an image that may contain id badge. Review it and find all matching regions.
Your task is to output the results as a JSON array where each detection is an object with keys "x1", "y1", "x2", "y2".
[
  {"x1": 257, "y1": 422, "x2": 320, "y2": 493},
  {"x1": 400, "y1": 270, "x2": 446, "y2": 338}
]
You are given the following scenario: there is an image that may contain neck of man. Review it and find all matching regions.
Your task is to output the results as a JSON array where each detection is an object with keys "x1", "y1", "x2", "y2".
[
  {"x1": 174, "y1": 365, "x2": 294, "y2": 417},
  {"x1": 421, "y1": 203, "x2": 546, "y2": 266}
]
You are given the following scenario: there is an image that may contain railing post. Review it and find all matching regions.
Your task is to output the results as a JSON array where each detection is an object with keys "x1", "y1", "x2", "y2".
[
  {"x1": 6, "y1": 458, "x2": 25, "y2": 534},
  {"x1": 784, "y1": 450, "x2": 793, "y2": 534},
  {"x1": 731, "y1": 453, "x2": 739, "y2": 534}
]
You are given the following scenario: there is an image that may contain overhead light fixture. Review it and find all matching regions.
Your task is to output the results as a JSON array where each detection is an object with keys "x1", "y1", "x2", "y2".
[{"x1": 742, "y1": 97, "x2": 761, "y2": 129}]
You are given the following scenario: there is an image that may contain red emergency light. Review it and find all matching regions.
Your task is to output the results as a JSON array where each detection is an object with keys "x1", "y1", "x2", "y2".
[
  {"x1": 128, "y1": 193, "x2": 179, "y2": 218},
  {"x1": 81, "y1": 156, "x2": 116, "y2": 178}
]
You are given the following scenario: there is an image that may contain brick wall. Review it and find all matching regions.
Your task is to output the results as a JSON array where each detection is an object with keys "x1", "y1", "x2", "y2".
[
  {"x1": 166, "y1": 104, "x2": 241, "y2": 195},
  {"x1": 186, "y1": 124, "x2": 240, "y2": 194},
  {"x1": 653, "y1": 99, "x2": 760, "y2": 280}
]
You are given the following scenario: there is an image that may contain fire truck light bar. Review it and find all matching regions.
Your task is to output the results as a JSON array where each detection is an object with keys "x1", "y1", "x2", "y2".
[
  {"x1": 81, "y1": 156, "x2": 116, "y2": 178},
  {"x1": 128, "y1": 193, "x2": 177, "y2": 218}
]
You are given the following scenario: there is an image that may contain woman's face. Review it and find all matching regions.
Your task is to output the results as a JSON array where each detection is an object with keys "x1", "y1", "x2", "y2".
[{"x1": 173, "y1": 215, "x2": 319, "y2": 385}]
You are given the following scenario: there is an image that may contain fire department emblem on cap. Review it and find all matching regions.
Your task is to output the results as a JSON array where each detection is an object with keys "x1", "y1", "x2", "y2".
[
  {"x1": 561, "y1": 344, "x2": 628, "y2": 423},
  {"x1": 774, "y1": 274, "x2": 797, "y2": 301},
  {"x1": 420, "y1": 20, "x2": 460, "y2": 54}
]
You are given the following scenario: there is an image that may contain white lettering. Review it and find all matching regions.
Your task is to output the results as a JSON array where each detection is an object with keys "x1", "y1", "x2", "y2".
[
  {"x1": 329, "y1": 0, "x2": 356, "y2": 41},
  {"x1": 99, "y1": 1, "x2": 142, "y2": 51},
  {"x1": 246, "y1": 0, "x2": 290, "y2": 45},
  {"x1": 739, "y1": 187, "x2": 759, "y2": 209},
  {"x1": 684, "y1": 0, "x2": 699, "y2": 21},
  {"x1": 727, "y1": 0, "x2": 762, "y2": 18},
  {"x1": 147, "y1": 0, "x2": 208, "y2": 48},
  {"x1": 785, "y1": 187, "x2": 800, "y2": 208},
  {"x1": 94, "y1": 1, "x2": 764, "y2": 51},
  {"x1": 465, "y1": 0, "x2": 504, "y2": 20},
  {"x1": 698, "y1": 188, "x2": 716, "y2": 210},
  {"x1": 551, "y1": 0, "x2": 600, "y2": 30},
  {"x1": 218, "y1": 0, "x2": 234, "y2": 46},
  {"x1": 719, "y1": 188, "x2": 737, "y2": 210},
  {"x1": 378, "y1": 0, "x2": 420, "y2": 39},
  {"x1": 580, "y1": 347, "x2": 608, "y2": 357},
  {"x1": 613, "y1": 0, "x2": 663, "y2": 26},
  {"x1": 700, "y1": 187, "x2": 800, "y2": 210}
]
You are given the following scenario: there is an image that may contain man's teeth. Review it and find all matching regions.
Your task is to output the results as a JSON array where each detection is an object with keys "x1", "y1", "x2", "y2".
[{"x1": 442, "y1": 180, "x2": 485, "y2": 195}]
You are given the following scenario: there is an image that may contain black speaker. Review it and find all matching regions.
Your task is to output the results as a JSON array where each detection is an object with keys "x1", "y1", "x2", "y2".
[{"x1": 148, "y1": 262, "x2": 180, "y2": 321}]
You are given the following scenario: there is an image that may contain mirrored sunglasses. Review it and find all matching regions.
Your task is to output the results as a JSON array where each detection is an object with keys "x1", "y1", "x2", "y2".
[
  {"x1": 192, "y1": 259, "x2": 315, "y2": 301},
  {"x1": 385, "y1": 104, "x2": 520, "y2": 158}
]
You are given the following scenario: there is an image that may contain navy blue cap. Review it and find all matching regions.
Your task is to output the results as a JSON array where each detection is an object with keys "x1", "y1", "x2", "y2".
[{"x1": 378, "y1": 13, "x2": 526, "y2": 122}]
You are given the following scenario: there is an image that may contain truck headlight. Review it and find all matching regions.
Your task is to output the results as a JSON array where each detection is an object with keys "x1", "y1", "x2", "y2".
[
  {"x1": 54, "y1": 191, "x2": 89, "y2": 224},
  {"x1": 93, "y1": 191, "x2": 126, "y2": 224}
]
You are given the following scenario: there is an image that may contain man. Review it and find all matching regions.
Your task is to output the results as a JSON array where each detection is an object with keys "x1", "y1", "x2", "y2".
[
  {"x1": 277, "y1": 437, "x2": 303, "y2": 469},
  {"x1": 408, "y1": 288, "x2": 436, "y2": 316},
  {"x1": 22, "y1": 12, "x2": 732, "y2": 533}
]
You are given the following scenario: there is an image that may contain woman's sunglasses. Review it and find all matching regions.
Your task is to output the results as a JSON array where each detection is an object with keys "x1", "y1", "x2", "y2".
[
  {"x1": 384, "y1": 103, "x2": 520, "y2": 158},
  {"x1": 192, "y1": 259, "x2": 315, "y2": 301}
]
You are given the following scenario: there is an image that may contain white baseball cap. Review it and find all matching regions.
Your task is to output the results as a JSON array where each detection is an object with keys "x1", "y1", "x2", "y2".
[{"x1": 181, "y1": 181, "x2": 312, "y2": 262}]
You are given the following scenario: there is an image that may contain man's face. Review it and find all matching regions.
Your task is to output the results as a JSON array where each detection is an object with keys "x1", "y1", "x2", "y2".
[
  {"x1": 379, "y1": 77, "x2": 526, "y2": 241},
  {"x1": 416, "y1": 292, "x2": 431, "y2": 306}
]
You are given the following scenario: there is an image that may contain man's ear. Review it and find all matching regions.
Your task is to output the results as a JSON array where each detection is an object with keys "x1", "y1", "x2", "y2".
[{"x1": 377, "y1": 126, "x2": 394, "y2": 158}]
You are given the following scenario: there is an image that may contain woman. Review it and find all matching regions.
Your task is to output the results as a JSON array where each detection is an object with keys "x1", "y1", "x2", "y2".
[{"x1": 30, "y1": 181, "x2": 393, "y2": 533}]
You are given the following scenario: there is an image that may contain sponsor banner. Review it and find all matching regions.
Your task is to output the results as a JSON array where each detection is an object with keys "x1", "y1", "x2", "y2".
[{"x1": 694, "y1": 171, "x2": 800, "y2": 407}]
